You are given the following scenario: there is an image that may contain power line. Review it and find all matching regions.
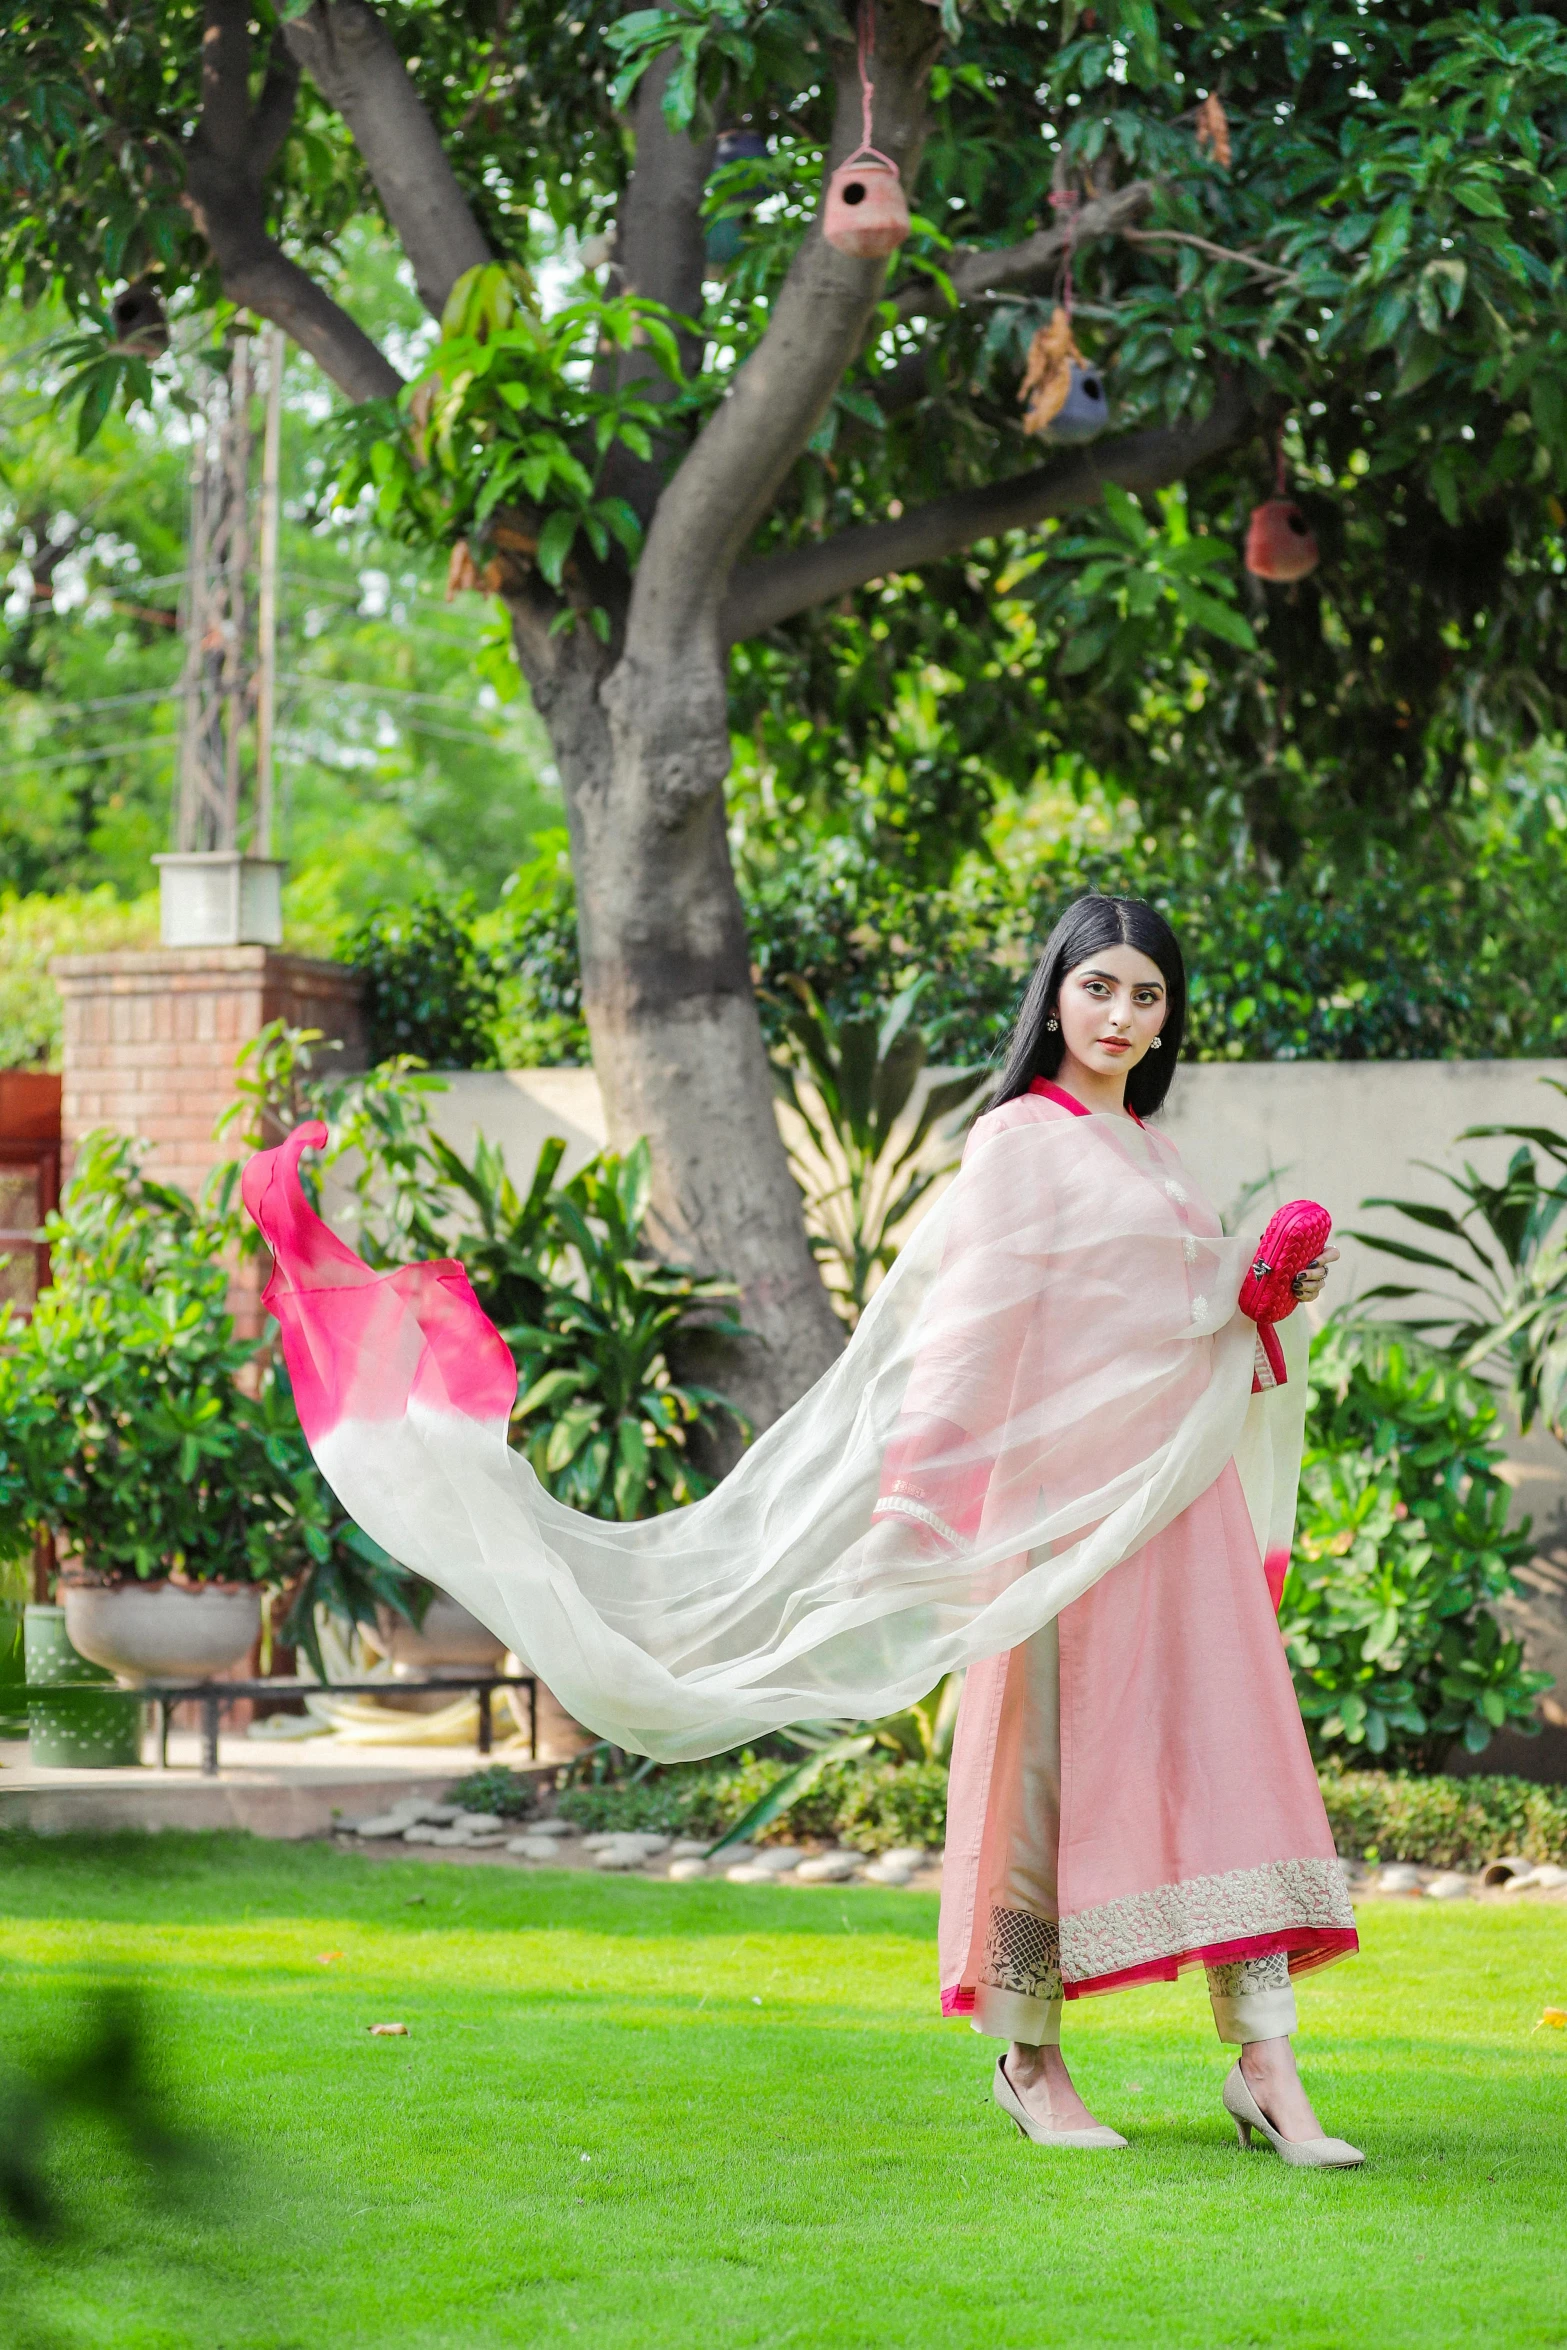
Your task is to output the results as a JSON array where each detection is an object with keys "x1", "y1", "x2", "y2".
[
  {"x1": 0, "y1": 733, "x2": 178, "y2": 780},
  {"x1": 0, "y1": 685, "x2": 177, "y2": 719}
]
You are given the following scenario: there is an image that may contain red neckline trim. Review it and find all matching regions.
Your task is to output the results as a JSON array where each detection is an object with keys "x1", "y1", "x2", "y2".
[{"x1": 1029, "y1": 1077, "x2": 1143, "y2": 1127}]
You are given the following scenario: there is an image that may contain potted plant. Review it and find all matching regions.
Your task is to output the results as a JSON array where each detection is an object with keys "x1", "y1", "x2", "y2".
[{"x1": 1, "y1": 1134, "x2": 424, "y2": 1721}]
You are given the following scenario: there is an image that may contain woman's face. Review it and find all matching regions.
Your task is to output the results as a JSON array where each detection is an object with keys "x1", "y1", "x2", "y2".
[{"x1": 1055, "y1": 944, "x2": 1169, "y2": 1081}]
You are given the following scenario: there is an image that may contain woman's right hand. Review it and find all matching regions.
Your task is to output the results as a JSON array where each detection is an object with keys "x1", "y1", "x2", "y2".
[{"x1": 1291, "y1": 1244, "x2": 1339, "y2": 1305}]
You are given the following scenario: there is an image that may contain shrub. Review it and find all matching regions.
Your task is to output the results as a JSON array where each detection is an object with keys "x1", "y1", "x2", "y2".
[
  {"x1": 0, "y1": 1130, "x2": 422, "y2": 1675},
  {"x1": 554, "y1": 1751, "x2": 1567, "y2": 1868},
  {"x1": 1318, "y1": 1767, "x2": 1567, "y2": 1869},
  {"x1": 485, "y1": 837, "x2": 588, "y2": 1067},
  {"x1": 1282, "y1": 1324, "x2": 1550, "y2": 1770},
  {"x1": 0, "y1": 887, "x2": 157, "y2": 1069},
  {"x1": 448, "y1": 1765, "x2": 536, "y2": 1820},
  {"x1": 341, "y1": 895, "x2": 499, "y2": 1069},
  {"x1": 555, "y1": 1752, "x2": 948, "y2": 1852}
]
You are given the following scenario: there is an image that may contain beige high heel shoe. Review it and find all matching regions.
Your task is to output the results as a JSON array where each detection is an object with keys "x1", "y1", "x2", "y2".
[
  {"x1": 1222, "y1": 2063, "x2": 1364, "y2": 2168},
  {"x1": 993, "y1": 2056, "x2": 1129, "y2": 2150}
]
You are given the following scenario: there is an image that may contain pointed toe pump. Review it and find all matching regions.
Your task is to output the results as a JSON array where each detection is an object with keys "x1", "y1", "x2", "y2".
[
  {"x1": 993, "y1": 2057, "x2": 1129, "y2": 2150},
  {"x1": 1223, "y1": 2064, "x2": 1364, "y2": 2169}
]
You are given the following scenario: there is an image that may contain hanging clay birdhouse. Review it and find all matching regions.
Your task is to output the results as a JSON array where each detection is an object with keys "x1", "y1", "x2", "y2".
[
  {"x1": 705, "y1": 128, "x2": 769, "y2": 268},
  {"x1": 1245, "y1": 497, "x2": 1318, "y2": 580},
  {"x1": 110, "y1": 278, "x2": 169, "y2": 357},
  {"x1": 1048, "y1": 363, "x2": 1109, "y2": 443},
  {"x1": 1019, "y1": 307, "x2": 1109, "y2": 445},
  {"x1": 824, "y1": 148, "x2": 910, "y2": 259},
  {"x1": 1246, "y1": 435, "x2": 1319, "y2": 581}
]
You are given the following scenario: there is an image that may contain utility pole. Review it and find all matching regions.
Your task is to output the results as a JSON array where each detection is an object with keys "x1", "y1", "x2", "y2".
[
  {"x1": 254, "y1": 324, "x2": 284, "y2": 861},
  {"x1": 174, "y1": 336, "x2": 254, "y2": 853},
  {"x1": 161, "y1": 331, "x2": 284, "y2": 947}
]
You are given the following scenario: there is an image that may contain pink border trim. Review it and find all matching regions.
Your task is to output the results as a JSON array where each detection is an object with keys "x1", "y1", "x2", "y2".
[
  {"x1": 1028, "y1": 1077, "x2": 1144, "y2": 1128},
  {"x1": 1062, "y1": 1926, "x2": 1359, "y2": 2003}
]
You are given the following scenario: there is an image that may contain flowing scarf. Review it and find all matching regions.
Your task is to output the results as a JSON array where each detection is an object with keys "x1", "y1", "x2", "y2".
[{"x1": 242, "y1": 1097, "x2": 1307, "y2": 1762}]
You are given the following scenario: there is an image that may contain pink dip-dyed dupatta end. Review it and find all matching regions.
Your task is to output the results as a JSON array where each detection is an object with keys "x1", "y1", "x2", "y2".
[{"x1": 242, "y1": 1083, "x2": 1355, "y2": 2043}]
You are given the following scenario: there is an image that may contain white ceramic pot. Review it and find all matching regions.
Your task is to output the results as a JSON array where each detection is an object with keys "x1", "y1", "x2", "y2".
[
  {"x1": 375, "y1": 1592, "x2": 507, "y2": 1676},
  {"x1": 62, "y1": 1580, "x2": 261, "y2": 1685}
]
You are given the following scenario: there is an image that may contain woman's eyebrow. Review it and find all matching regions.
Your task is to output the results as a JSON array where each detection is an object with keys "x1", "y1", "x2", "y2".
[{"x1": 1077, "y1": 967, "x2": 1164, "y2": 989}]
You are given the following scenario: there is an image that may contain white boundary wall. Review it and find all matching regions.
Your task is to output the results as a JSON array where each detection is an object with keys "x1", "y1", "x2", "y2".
[{"x1": 428, "y1": 1054, "x2": 1567, "y2": 1330}]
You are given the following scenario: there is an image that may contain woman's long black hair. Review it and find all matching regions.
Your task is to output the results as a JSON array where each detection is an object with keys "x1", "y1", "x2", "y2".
[{"x1": 990, "y1": 894, "x2": 1187, "y2": 1118}]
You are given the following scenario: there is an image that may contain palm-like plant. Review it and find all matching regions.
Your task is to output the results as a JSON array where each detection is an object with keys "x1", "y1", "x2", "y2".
[
  {"x1": 769, "y1": 976, "x2": 990, "y2": 1325},
  {"x1": 1353, "y1": 1079, "x2": 1567, "y2": 1445},
  {"x1": 505, "y1": 1141, "x2": 750, "y2": 1518}
]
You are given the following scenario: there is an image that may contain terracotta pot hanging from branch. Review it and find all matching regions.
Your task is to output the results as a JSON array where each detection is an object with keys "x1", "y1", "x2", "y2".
[
  {"x1": 1017, "y1": 194, "x2": 1109, "y2": 444},
  {"x1": 823, "y1": 0, "x2": 911, "y2": 261},
  {"x1": 1245, "y1": 435, "x2": 1319, "y2": 581}
]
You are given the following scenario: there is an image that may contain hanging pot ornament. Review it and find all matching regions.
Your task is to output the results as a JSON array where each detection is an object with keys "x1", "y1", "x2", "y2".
[
  {"x1": 1245, "y1": 438, "x2": 1319, "y2": 581},
  {"x1": 823, "y1": 1, "x2": 911, "y2": 261},
  {"x1": 1018, "y1": 306, "x2": 1108, "y2": 444},
  {"x1": 824, "y1": 152, "x2": 910, "y2": 258},
  {"x1": 1018, "y1": 191, "x2": 1109, "y2": 445}
]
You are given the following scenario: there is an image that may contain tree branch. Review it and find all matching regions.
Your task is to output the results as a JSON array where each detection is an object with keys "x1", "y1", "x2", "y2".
[
  {"x1": 720, "y1": 379, "x2": 1256, "y2": 642},
  {"x1": 597, "y1": 52, "x2": 715, "y2": 528},
  {"x1": 1121, "y1": 226, "x2": 1300, "y2": 284},
  {"x1": 184, "y1": 0, "x2": 402, "y2": 403},
  {"x1": 891, "y1": 179, "x2": 1154, "y2": 324},
  {"x1": 252, "y1": 32, "x2": 302, "y2": 175},
  {"x1": 623, "y1": 0, "x2": 944, "y2": 671},
  {"x1": 283, "y1": 0, "x2": 492, "y2": 318}
]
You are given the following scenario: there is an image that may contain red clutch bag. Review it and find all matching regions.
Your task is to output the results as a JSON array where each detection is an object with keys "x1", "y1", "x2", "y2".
[{"x1": 1239, "y1": 1199, "x2": 1332, "y2": 1328}]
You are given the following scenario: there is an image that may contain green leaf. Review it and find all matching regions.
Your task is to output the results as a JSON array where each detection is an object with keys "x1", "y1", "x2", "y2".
[
  {"x1": 707, "y1": 1734, "x2": 877, "y2": 1856},
  {"x1": 1177, "y1": 587, "x2": 1256, "y2": 650},
  {"x1": 536, "y1": 509, "x2": 578, "y2": 588}
]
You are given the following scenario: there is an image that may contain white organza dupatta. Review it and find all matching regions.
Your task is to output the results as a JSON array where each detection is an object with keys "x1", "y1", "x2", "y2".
[{"x1": 244, "y1": 1099, "x2": 1305, "y2": 1761}]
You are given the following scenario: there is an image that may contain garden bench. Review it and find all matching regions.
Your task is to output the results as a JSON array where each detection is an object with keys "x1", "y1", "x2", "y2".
[{"x1": 135, "y1": 1673, "x2": 538, "y2": 1777}]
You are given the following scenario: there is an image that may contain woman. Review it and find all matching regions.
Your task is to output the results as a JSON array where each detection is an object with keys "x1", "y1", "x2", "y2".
[
  {"x1": 902, "y1": 895, "x2": 1361, "y2": 2164},
  {"x1": 244, "y1": 894, "x2": 1359, "y2": 2165}
]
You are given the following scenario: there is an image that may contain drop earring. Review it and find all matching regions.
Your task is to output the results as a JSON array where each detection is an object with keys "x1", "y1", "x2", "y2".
[
  {"x1": 1150, "y1": 1036, "x2": 1163, "y2": 1050},
  {"x1": 1046, "y1": 1016, "x2": 1059, "y2": 1031}
]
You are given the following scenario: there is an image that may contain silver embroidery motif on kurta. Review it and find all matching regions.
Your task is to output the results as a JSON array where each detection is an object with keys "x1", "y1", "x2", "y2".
[
  {"x1": 979, "y1": 1906, "x2": 1063, "y2": 2003},
  {"x1": 1058, "y1": 1857, "x2": 1354, "y2": 1984}
]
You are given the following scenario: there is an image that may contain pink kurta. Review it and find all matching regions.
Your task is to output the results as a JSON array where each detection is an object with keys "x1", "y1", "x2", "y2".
[{"x1": 936, "y1": 1085, "x2": 1356, "y2": 2015}]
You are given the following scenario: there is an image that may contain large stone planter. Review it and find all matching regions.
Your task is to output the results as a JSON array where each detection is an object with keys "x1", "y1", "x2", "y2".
[
  {"x1": 62, "y1": 1579, "x2": 261, "y2": 1686},
  {"x1": 370, "y1": 1591, "x2": 590, "y2": 1754},
  {"x1": 374, "y1": 1591, "x2": 507, "y2": 1713},
  {"x1": 375, "y1": 1592, "x2": 508, "y2": 1675},
  {"x1": 25, "y1": 1604, "x2": 141, "y2": 1768}
]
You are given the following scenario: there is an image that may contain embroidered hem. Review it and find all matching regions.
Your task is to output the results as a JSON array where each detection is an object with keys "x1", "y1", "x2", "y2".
[
  {"x1": 940, "y1": 1858, "x2": 1358, "y2": 2016},
  {"x1": 1058, "y1": 1856, "x2": 1354, "y2": 1984}
]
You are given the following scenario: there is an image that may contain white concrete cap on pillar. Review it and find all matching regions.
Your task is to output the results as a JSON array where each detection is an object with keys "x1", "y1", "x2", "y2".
[{"x1": 153, "y1": 852, "x2": 284, "y2": 948}]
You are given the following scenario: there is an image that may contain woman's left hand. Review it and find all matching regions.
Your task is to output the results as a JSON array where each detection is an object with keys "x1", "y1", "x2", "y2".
[{"x1": 1291, "y1": 1244, "x2": 1339, "y2": 1304}]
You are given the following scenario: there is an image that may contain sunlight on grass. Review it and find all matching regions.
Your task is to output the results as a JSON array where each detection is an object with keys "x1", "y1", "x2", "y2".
[{"x1": 1, "y1": 1834, "x2": 1564, "y2": 2350}]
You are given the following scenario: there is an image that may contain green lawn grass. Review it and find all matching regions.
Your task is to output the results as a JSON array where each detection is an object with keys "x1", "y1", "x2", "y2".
[{"x1": 1, "y1": 1834, "x2": 1564, "y2": 2350}]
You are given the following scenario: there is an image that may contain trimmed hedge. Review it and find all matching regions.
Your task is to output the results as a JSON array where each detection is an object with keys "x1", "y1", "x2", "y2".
[
  {"x1": 1319, "y1": 1768, "x2": 1567, "y2": 1870},
  {"x1": 549, "y1": 1756, "x2": 1567, "y2": 1868},
  {"x1": 555, "y1": 1755, "x2": 949, "y2": 1854}
]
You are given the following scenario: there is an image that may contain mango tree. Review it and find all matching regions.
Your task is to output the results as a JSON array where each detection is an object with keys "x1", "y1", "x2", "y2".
[{"x1": 6, "y1": 0, "x2": 1566, "y2": 1419}]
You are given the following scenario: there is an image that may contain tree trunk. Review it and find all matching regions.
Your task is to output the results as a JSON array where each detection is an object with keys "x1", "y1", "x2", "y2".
[{"x1": 507, "y1": 595, "x2": 844, "y2": 1431}]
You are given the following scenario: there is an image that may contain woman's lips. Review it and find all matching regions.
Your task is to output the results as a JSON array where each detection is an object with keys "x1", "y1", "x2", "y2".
[{"x1": 1097, "y1": 1038, "x2": 1131, "y2": 1052}]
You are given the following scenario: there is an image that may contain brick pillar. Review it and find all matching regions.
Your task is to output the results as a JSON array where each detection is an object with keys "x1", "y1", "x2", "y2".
[{"x1": 52, "y1": 948, "x2": 365, "y2": 1198}]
